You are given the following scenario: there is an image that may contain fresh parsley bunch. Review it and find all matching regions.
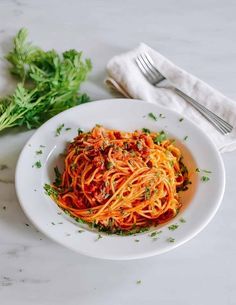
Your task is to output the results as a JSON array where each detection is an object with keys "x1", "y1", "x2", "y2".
[{"x1": 0, "y1": 28, "x2": 92, "y2": 132}]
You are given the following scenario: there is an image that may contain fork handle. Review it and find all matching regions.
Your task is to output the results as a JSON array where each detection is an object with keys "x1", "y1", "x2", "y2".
[{"x1": 174, "y1": 88, "x2": 233, "y2": 135}]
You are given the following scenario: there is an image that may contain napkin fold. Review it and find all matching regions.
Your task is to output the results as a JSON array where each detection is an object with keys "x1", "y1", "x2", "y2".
[{"x1": 106, "y1": 43, "x2": 236, "y2": 153}]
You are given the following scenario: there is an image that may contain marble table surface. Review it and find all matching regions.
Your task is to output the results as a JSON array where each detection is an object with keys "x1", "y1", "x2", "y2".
[{"x1": 0, "y1": 0, "x2": 236, "y2": 304}]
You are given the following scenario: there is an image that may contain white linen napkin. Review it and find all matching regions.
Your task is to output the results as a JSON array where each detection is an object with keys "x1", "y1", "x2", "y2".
[{"x1": 105, "y1": 43, "x2": 236, "y2": 153}]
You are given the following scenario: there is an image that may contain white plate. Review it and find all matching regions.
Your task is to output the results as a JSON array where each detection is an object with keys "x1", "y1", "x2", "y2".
[{"x1": 15, "y1": 99, "x2": 225, "y2": 260}]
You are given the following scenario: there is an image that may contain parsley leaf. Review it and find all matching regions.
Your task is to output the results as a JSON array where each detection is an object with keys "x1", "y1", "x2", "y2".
[
  {"x1": 44, "y1": 184, "x2": 58, "y2": 198},
  {"x1": 166, "y1": 237, "x2": 175, "y2": 243},
  {"x1": 202, "y1": 169, "x2": 212, "y2": 174},
  {"x1": 179, "y1": 217, "x2": 186, "y2": 223},
  {"x1": 201, "y1": 176, "x2": 210, "y2": 182},
  {"x1": 0, "y1": 28, "x2": 92, "y2": 133},
  {"x1": 77, "y1": 128, "x2": 84, "y2": 135},
  {"x1": 95, "y1": 234, "x2": 103, "y2": 241},
  {"x1": 144, "y1": 187, "x2": 151, "y2": 200},
  {"x1": 33, "y1": 161, "x2": 41, "y2": 168},
  {"x1": 154, "y1": 131, "x2": 167, "y2": 144},
  {"x1": 196, "y1": 168, "x2": 212, "y2": 182},
  {"x1": 149, "y1": 230, "x2": 162, "y2": 238},
  {"x1": 148, "y1": 112, "x2": 157, "y2": 121},
  {"x1": 105, "y1": 161, "x2": 113, "y2": 170},
  {"x1": 54, "y1": 166, "x2": 61, "y2": 187},
  {"x1": 55, "y1": 124, "x2": 64, "y2": 136},
  {"x1": 168, "y1": 224, "x2": 179, "y2": 231},
  {"x1": 142, "y1": 128, "x2": 151, "y2": 134}
]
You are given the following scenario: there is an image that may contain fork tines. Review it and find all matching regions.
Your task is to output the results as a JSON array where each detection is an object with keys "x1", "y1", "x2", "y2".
[{"x1": 135, "y1": 53, "x2": 165, "y2": 85}]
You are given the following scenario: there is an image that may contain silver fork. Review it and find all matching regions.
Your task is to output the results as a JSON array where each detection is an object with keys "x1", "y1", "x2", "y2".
[{"x1": 135, "y1": 53, "x2": 233, "y2": 135}]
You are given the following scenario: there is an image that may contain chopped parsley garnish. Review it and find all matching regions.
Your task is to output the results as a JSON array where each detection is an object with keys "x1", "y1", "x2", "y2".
[
  {"x1": 184, "y1": 136, "x2": 188, "y2": 141},
  {"x1": 142, "y1": 128, "x2": 151, "y2": 134},
  {"x1": 179, "y1": 217, "x2": 186, "y2": 223},
  {"x1": 95, "y1": 234, "x2": 103, "y2": 241},
  {"x1": 149, "y1": 230, "x2": 162, "y2": 238},
  {"x1": 179, "y1": 118, "x2": 184, "y2": 122},
  {"x1": 105, "y1": 161, "x2": 113, "y2": 170},
  {"x1": 75, "y1": 217, "x2": 86, "y2": 224},
  {"x1": 159, "y1": 113, "x2": 165, "y2": 118},
  {"x1": 166, "y1": 237, "x2": 175, "y2": 243},
  {"x1": 33, "y1": 161, "x2": 42, "y2": 168},
  {"x1": 148, "y1": 112, "x2": 157, "y2": 121},
  {"x1": 54, "y1": 166, "x2": 61, "y2": 187},
  {"x1": 65, "y1": 127, "x2": 71, "y2": 131},
  {"x1": 196, "y1": 168, "x2": 212, "y2": 182},
  {"x1": 202, "y1": 169, "x2": 212, "y2": 174},
  {"x1": 55, "y1": 123, "x2": 65, "y2": 136},
  {"x1": 40, "y1": 145, "x2": 46, "y2": 148},
  {"x1": 77, "y1": 128, "x2": 83, "y2": 135},
  {"x1": 154, "y1": 131, "x2": 167, "y2": 144},
  {"x1": 195, "y1": 168, "x2": 212, "y2": 174},
  {"x1": 51, "y1": 222, "x2": 55, "y2": 225},
  {"x1": 35, "y1": 150, "x2": 42, "y2": 155},
  {"x1": 44, "y1": 184, "x2": 58, "y2": 198},
  {"x1": 144, "y1": 187, "x2": 151, "y2": 200},
  {"x1": 136, "y1": 280, "x2": 142, "y2": 284},
  {"x1": 134, "y1": 239, "x2": 140, "y2": 242},
  {"x1": 71, "y1": 163, "x2": 78, "y2": 170},
  {"x1": 168, "y1": 224, "x2": 179, "y2": 231},
  {"x1": 78, "y1": 230, "x2": 84, "y2": 233},
  {"x1": 201, "y1": 176, "x2": 210, "y2": 182}
]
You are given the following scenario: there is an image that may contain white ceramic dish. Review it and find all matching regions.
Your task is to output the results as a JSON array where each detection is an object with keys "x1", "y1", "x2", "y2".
[{"x1": 15, "y1": 99, "x2": 225, "y2": 260}]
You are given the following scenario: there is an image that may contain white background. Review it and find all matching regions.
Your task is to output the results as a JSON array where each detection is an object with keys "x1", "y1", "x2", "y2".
[{"x1": 0, "y1": 0, "x2": 235, "y2": 304}]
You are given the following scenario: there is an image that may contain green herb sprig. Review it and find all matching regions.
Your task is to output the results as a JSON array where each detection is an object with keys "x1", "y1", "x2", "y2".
[{"x1": 0, "y1": 28, "x2": 92, "y2": 133}]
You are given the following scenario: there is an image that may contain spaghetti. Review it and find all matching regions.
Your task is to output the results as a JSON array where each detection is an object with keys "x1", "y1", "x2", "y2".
[{"x1": 45, "y1": 125, "x2": 189, "y2": 234}]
